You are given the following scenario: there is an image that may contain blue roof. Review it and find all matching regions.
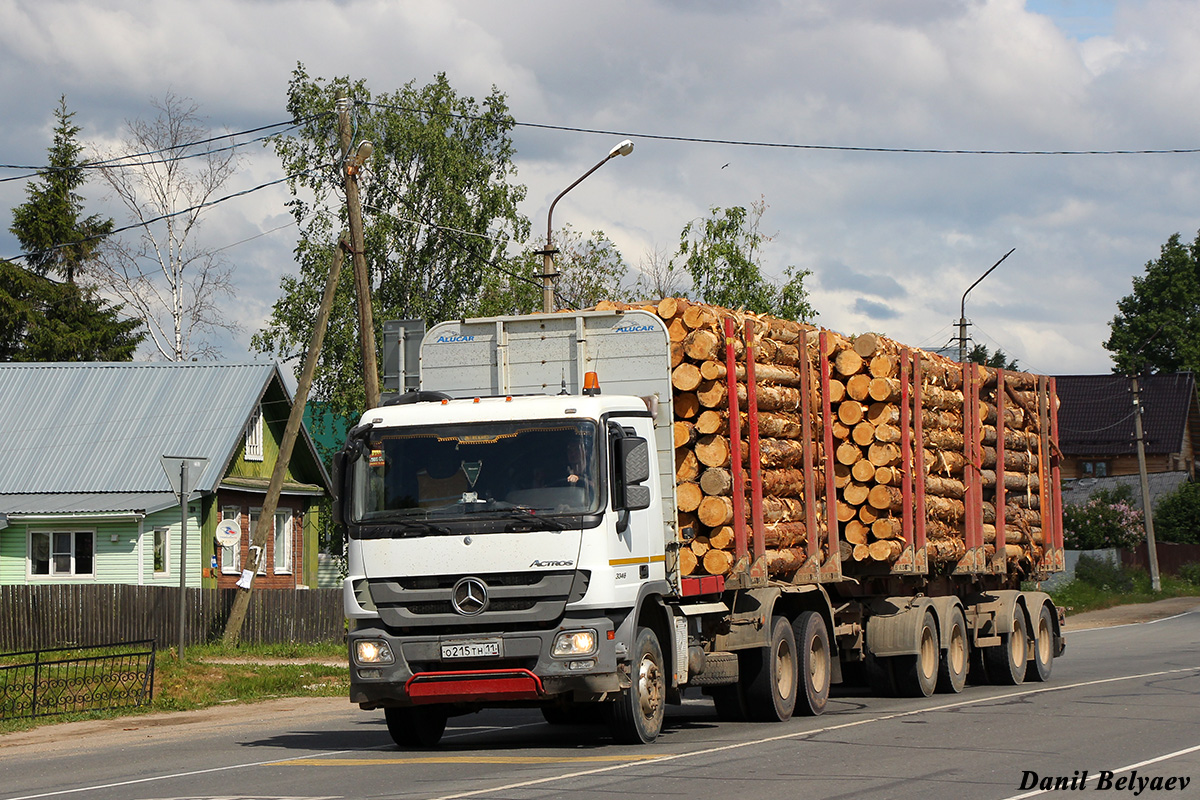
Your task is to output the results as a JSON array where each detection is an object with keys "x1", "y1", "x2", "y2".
[{"x1": 0, "y1": 362, "x2": 283, "y2": 499}]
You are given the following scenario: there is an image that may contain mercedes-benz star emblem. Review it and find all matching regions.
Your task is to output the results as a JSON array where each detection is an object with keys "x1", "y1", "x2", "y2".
[{"x1": 451, "y1": 577, "x2": 488, "y2": 616}]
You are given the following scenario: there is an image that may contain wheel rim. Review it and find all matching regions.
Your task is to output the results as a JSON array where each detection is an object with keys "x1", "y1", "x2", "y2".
[
  {"x1": 808, "y1": 633, "x2": 828, "y2": 691},
  {"x1": 637, "y1": 653, "x2": 663, "y2": 718},
  {"x1": 1010, "y1": 616, "x2": 1027, "y2": 667},
  {"x1": 919, "y1": 626, "x2": 938, "y2": 681},
  {"x1": 1036, "y1": 614, "x2": 1052, "y2": 665},
  {"x1": 948, "y1": 624, "x2": 967, "y2": 676},
  {"x1": 776, "y1": 638, "x2": 795, "y2": 701}
]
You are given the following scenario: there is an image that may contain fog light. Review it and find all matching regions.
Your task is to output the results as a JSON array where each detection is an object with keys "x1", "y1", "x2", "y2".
[
  {"x1": 552, "y1": 629, "x2": 597, "y2": 657},
  {"x1": 567, "y1": 659, "x2": 596, "y2": 671},
  {"x1": 355, "y1": 640, "x2": 394, "y2": 664}
]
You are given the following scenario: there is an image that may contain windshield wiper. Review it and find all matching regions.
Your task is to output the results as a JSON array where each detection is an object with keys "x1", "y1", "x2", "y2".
[
  {"x1": 503, "y1": 508, "x2": 567, "y2": 531},
  {"x1": 365, "y1": 518, "x2": 452, "y2": 535}
]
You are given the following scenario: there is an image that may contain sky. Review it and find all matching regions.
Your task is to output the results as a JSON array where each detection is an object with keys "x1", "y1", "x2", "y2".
[{"x1": 2, "y1": 0, "x2": 1199, "y2": 377}]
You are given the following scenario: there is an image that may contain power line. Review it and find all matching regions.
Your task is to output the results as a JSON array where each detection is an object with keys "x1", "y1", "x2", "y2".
[{"x1": 359, "y1": 100, "x2": 1200, "y2": 157}]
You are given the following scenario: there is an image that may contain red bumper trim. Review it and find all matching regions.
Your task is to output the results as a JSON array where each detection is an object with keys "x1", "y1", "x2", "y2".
[{"x1": 405, "y1": 669, "x2": 545, "y2": 705}]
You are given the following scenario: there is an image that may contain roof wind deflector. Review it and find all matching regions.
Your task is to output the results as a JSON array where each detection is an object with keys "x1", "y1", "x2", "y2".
[{"x1": 382, "y1": 390, "x2": 453, "y2": 407}]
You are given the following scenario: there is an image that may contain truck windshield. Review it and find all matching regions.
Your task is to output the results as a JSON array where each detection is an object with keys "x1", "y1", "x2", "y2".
[{"x1": 350, "y1": 419, "x2": 601, "y2": 523}]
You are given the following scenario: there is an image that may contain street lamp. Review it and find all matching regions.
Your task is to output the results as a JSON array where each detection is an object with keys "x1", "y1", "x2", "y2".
[
  {"x1": 539, "y1": 139, "x2": 635, "y2": 312},
  {"x1": 957, "y1": 248, "x2": 1014, "y2": 362}
]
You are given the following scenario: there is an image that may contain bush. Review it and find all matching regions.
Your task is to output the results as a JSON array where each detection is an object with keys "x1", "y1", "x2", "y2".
[
  {"x1": 1179, "y1": 562, "x2": 1200, "y2": 587},
  {"x1": 1063, "y1": 486, "x2": 1144, "y2": 550},
  {"x1": 1073, "y1": 554, "x2": 1134, "y2": 592},
  {"x1": 1152, "y1": 481, "x2": 1200, "y2": 544}
]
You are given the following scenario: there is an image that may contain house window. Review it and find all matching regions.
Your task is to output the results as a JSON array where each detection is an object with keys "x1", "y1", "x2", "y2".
[
  {"x1": 250, "y1": 508, "x2": 266, "y2": 575},
  {"x1": 153, "y1": 527, "x2": 169, "y2": 574},
  {"x1": 245, "y1": 405, "x2": 264, "y2": 461},
  {"x1": 30, "y1": 530, "x2": 95, "y2": 577},
  {"x1": 274, "y1": 509, "x2": 293, "y2": 574},
  {"x1": 1082, "y1": 461, "x2": 1109, "y2": 478},
  {"x1": 220, "y1": 506, "x2": 241, "y2": 574}
]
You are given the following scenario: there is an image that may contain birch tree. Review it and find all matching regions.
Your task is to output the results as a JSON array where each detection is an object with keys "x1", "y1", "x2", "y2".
[{"x1": 93, "y1": 93, "x2": 240, "y2": 360}]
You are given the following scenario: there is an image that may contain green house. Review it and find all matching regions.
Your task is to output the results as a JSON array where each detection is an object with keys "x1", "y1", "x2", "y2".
[{"x1": 0, "y1": 362, "x2": 331, "y2": 589}]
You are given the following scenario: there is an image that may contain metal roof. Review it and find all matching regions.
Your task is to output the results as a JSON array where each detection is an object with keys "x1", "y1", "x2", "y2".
[
  {"x1": 0, "y1": 362, "x2": 279, "y2": 496},
  {"x1": 0, "y1": 492, "x2": 179, "y2": 516},
  {"x1": 1055, "y1": 372, "x2": 1198, "y2": 457}
]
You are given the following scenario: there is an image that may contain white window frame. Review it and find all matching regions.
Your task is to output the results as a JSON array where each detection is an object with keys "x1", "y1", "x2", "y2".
[
  {"x1": 29, "y1": 529, "x2": 97, "y2": 579},
  {"x1": 220, "y1": 506, "x2": 241, "y2": 575},
  {"x1": 153, "y1": 526, "x2": 170, "y2": 575},
  {"x1": 274, "y1": 508, "x2": 293, "y2": 574},
  {"x1": 244, "y1": 404, "x2": 264, "y2": 461},
  {"x1": 249, "y1": 508, "x2": 266, "y2": 575}
]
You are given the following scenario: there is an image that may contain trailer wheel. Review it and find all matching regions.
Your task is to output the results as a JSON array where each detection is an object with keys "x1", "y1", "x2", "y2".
[
  {"x1": 793, "y1": 611, "x2": 830, "y2": 716},
  {"x1": 865, "y1": 652, "x2": 897, "y2": 696},
  {"x1": 610, "y1": 627, "x2": 666, "y2": 744},
  {"x1": 983, "y1": 603, "x2": 1028, "y2": 685},
  {"x1": 745, "y1": 615, "x2": 799, "y2": 722},
  {"x1": 895, "y1": 609, "x2": 940, "y2": 697},
  {"x1": 710, "y1": 683, "x2": 749, "y2": 722},
  {"x1": 1025, "y1": 603, "x2": 1055, "y2": 683},
  {"x1": 936, "y1": 605, "x2": 969, "y2": 694},
  {"x1": 385, "y1": 706, "x2": 447, "y2": 748}
]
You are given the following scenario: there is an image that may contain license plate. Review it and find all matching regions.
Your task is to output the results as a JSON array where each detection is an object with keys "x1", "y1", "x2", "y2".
[{"x1": 440, "y1": 639, "x2": 502, "y2": 660}]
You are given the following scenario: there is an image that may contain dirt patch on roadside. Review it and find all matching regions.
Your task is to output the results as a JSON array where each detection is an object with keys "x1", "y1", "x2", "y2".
[{"x1": 1063, "y1": 596, "x2": 1200, "y2": 630}]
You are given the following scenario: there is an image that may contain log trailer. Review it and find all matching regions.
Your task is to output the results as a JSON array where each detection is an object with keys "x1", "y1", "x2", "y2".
[{"x1": 334, "y1": 304, "x2": 1066, "y2": 746}]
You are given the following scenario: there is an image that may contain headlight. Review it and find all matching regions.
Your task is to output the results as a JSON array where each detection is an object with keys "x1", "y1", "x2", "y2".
[
  {"x1": 552, "y1": 629, "x2": 597, "y2": 657},
  {"x1": 355, "y1": 639, "x2": 394, "y2": 664}
]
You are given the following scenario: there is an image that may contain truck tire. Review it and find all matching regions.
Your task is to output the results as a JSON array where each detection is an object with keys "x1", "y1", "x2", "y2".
[
  {"x1": 936, "y1": 605, "x2": 969, "y2": 694},
  {"x1": 983, "y1": 603, "x2": 1029, "y2": 685},
  {"x1": 895, "y1": 609, "x2": 939, "y2": 697},
  {"x1": 865, "y1": 652, "x2": 897, "y2": 696},
  {"x1": 385, "y1": 706, "x2": 448, "y2": 748},
  {"x1": 710, "y1": 683, "x2": 749, "y2": 722},
  {"x1": 1025, "y1": 603, "x2": 1055, "y2": 683},
  {"x1": 793, "y1": 611, "x2": 831, "y2": 716},
  {"x1": 610, "y1": 627, "x2": 666, "y2": 744},
  {"x1": 745, "y1": 615, "x2": 799, "y2": 722}
]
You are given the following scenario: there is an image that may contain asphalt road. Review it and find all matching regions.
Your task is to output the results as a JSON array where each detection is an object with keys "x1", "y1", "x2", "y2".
[{"x1": 2, "y1": 602, "x2": 1198, "y2": 800}]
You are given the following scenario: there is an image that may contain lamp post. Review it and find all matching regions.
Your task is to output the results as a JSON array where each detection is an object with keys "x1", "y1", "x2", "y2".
[
  {"x1": 538, "y1": 139, "x2": 634, "y2": 312},
  {"x1": 957, "y1": 248, "x2": 1014, "y2": 362}
]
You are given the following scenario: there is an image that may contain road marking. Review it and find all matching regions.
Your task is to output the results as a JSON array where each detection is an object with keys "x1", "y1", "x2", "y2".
[
  {"x1": 1065, "y1": 608, "x2": 1198, "y2": 633},
  {"x1": 7, "y1": 666, "x2": 1197, "y2": 800},
  {"x1": 997, "y1": 741, "x2": 1200, "y2": 800},
  {"x1": 420, "y1": 666, "x2": 1200, "y2": 800},
  {"x1": 281, "y1": 755, "x2": 664, "y2": 766}
]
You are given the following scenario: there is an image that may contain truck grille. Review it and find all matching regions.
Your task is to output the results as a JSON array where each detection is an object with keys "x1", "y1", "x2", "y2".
[{"x1": 367, "y1": 570, "x2": 588, "y2": 631}]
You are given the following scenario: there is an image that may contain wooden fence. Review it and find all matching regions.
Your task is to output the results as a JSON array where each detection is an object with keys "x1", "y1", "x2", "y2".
[
  {"x1": 1122, "y1": 541, "x2": 1200, "y2": 577},
  {"x1": 0, "y1": 585, "x2": 345, "y2": 652}
]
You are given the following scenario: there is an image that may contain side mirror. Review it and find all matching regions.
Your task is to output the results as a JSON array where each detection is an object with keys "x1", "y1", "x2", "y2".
[
  {"x1": 331, "y1": 450, "x2": 347, "y2": 527},
  {"x1": 614, "y1": 436, "x2": 651, "y2": 512}
]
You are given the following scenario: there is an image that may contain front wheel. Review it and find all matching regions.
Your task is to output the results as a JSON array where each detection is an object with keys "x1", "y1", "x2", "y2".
[
  {"x1": 610, "y1": 627, "x2": 666, "y2": 744},
  {"x1": 385, "y1": 706, "x2": 448, "y2": 748}
]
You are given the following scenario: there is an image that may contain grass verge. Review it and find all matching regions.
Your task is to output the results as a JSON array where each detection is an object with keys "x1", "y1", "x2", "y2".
[
  {"x1": 1047, "y1": 560, "x2": 1200, "y2": 615},
  {"x1": 1, "y1": 641, "x2": 347, "y2": 735}
]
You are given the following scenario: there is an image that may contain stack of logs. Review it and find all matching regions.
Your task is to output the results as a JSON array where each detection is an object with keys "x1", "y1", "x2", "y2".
[{"x1": 593, "y1": 297, "x2": 1051, "y2": 580}]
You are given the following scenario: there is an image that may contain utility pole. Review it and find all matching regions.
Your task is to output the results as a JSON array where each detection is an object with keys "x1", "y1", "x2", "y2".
[
  {"x1": 1130, "y1": 374, "x2": 1162, "y2": 591},
  {"x1": 337, "y1": 91, "x2": 381, "y2": 409},
  {"x1": 957, "y1": 248, "x2": 1015, "y2": 362},
  {"x1": 221, "y1": 240, "x2": 349, "y2": 646}
]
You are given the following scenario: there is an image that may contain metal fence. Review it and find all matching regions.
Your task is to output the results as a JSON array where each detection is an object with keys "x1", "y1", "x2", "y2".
[
  {"x1": 0, "y1": 640, "x2": 156, "y2": 720},
  {"x1": 0, "y1": 585, "x2": 345, "y2": 652}
]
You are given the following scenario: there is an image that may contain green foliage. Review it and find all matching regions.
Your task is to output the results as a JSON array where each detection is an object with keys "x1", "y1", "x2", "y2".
[
  {"x1": 1152, "y1": 480, "x2": 1200, "y2": 544},
  {"x1": 253, "y1": 66, "x2": 529, "y2": 419},
  {"x1": 9, "y1": 97, "x2": 113, "y2": 283},
  {"x1": 678, "y1": 199, "x2": 815, "y2": 320},
  {"x1": 1105, "y1": 231, "x2": 1200, "y2": 374},
  {"x1": 1179, "y1": 562, "x2": 1200, "y2": 586},
  {"x1": 967, "y1": 343, "x2": 1018, "y2": 370},
  {"x1": 1072, "y1": 554, "x2": 1134, "y2": 592},
  {"x1": 1062, "y1": 486, "x2": 1144, "y2": 550}
]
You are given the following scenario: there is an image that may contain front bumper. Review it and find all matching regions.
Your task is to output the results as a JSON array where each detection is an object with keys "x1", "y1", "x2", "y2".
[{"x1": 349, "y1": 614, "x2": 624, "y2": 708}]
